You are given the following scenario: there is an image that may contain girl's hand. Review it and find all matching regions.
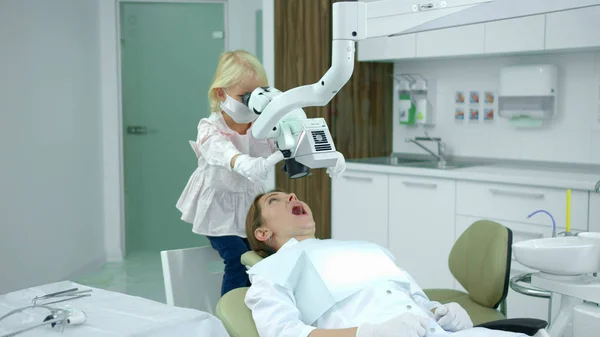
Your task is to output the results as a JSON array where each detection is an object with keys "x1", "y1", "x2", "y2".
[{"x1": 233, "y1": 151, "x2": 284, "y2": 181}]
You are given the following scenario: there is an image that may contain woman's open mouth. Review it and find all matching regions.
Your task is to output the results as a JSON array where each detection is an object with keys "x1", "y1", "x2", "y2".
[{"x1": 291, "y1": 204, "x2": 307, "y2": 215}]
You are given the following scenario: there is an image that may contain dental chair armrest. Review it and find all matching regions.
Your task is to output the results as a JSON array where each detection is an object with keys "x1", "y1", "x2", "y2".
[{"x1": 475, "y1": 318, "x2": 548, "y2": 336}]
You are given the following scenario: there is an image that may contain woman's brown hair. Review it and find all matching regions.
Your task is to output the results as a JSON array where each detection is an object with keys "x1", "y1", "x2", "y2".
[{"x1": 245, "y1": 189, "x2": 284, "y2": 258}]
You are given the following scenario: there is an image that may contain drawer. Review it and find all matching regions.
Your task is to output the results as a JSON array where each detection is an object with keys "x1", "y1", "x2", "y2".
[{"x1": 456, "y1": 181, "x2": 588, "y2": 231}]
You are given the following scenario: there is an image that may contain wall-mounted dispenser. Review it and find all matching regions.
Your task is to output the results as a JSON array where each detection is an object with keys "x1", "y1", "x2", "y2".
[
  {"x1": 412, "y1": 79, "x2": 432, "y2": 126},
  {"x1": 498, "y1": 64, "x2": 558, "y2": 128},
  {"x1": 395, "y1": 73, "x2": 435, "y2": 127},
  {"x1": 396, "y1": 80, "x2": 415, "y2": 125}
]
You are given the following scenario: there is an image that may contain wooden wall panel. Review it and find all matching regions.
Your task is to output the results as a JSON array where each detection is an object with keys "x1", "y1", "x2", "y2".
[
  {"x1": 274, "y1": 0, "x2": 332, "y2": 239},
  {"x1": 330, "y1": 61, "x2": 394, "y2": 159},
  {"x1": 274, "y1": 0, "x2": 393, "y2": 239}
]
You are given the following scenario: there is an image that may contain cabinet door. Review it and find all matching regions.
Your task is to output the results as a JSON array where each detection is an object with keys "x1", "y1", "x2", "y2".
[
  {"x1": 416, "y1": 24, "x2": 485, "y2": 58},
  {"x1": 590, "y1": 192, "x2": 600, "y2": 233},
  {"x1": 545, "y1": 6, "x2": 600, "y2": 50},
  {"x1": 358, "y1": 34, "x2": 416, "y2": 61},
  {"x1": 484, "y1": 15, "x2": 545, "y2": 54},
  {"x1": 388, "y1": 176, "x2": 456, "y2": 289},
  {"x1": 331, "y1": 171, "x2": 389, "y2": 248}
]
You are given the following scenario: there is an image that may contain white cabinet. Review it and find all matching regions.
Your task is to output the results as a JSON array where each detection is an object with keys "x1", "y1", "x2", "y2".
[
  {"x1": 331, "y1": 170, "x2": 389, "y2": 248},
  {"x1": 456, "y1": 181, "x2": 589, "y2": 231},
  {"x1": 387, "y1": 176, "x2": 456, "y2": 289},
  {"x1": 484, "y1": 15, "x2": 546, "y2": 54},
  {"x1": 358, "y1": 7, "x2": 600, "y2": 61},
  {"x1": 545, "y1": 5, "x2": 600, "y2": 51},
  {"x1": 415, "y1": 24, "x2": 485, "y2": 58},
  {"x1": 590, "y1": 192, "x2": 600, "y2": 233},
  {"x1": 357, "y1": 34, "x2": 416, "y2": 61}
]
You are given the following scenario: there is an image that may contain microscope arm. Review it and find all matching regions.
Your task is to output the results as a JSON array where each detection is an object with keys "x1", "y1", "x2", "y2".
[{"x1": 251, "y1": 0, "x2": 494, "y2": 141}]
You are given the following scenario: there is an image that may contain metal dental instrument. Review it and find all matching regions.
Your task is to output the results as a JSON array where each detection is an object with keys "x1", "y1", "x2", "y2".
[
  {"x1": 0, "y1": 306, "x2": 70, "y2": 337},
  {"x1": 1, "y1": 316, "x2": 66, "y2": 337},
  {"x1": 32, "y1": 288, "x2": 92, "y2": 306}
]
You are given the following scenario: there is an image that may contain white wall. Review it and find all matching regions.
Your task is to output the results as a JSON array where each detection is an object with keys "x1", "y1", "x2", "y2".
[
  {"x1": 393, "y1": 51, "x2": 600, "y2": 164},
  {"x1": 0, "y1": 0, "x2": 106, "y2": 293},
  {"x1": 228, "y1": 0, "x2": 263, "y2": 55}
]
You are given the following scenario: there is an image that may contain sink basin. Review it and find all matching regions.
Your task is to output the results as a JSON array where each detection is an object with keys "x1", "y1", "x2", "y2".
[
  {"x1": 346, "y1": 156, "x2": 485, "y2": 170},
  {"x1": 513, "y1": 237, "x2": 600, "y2": 276},
  {"x1": 388, "y1": 157, "x2": 429, "y2": 166},
  {"x1": 347, "y1": 156, "x2": 428, "y2": 166},
  {"x1": 397, "y1": 160, "x2": 484, "y2": 170},
  {"x1": 578, "y1": 232, "x2": 600, "y2": 245}
]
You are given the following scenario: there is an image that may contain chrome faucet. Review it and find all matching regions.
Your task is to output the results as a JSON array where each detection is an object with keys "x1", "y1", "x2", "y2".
[{"x1": 405, "y1": 136, "x2": 446, "y2": 167}]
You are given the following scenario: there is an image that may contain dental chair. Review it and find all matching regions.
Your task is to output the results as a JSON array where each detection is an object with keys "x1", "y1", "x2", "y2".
[
  {"x1": 424, "y1": 220, "x2": 512, "y2": 326},
  {"x1": 215, "y1": 238, "x2": 549, "y2": 337}
]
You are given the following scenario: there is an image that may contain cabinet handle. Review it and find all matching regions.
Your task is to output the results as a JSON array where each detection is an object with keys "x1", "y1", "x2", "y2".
[
  {"x1": 342, "y1": 175, "x2": 373, "y2": 183},
  {"x1": 402, "y1": 181, "x2": 438, "y2": 189},
  {"x1": 512, "y1": 230, "x2": 544, "y2": 240},
  {"x1": 489, "y1": 188, "x2": 544, "y2": 199}
]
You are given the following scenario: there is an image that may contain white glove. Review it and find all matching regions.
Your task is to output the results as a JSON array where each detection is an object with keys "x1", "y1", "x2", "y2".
[
  {"x1": 326, "y1": 151, "x2": 346, "y2": 178},
  {"x1": 434, "y1": 302, "x2": 473, "y2": 332},
  {"x1": 233, "y1": 151, "x2": 284, "y2": 182},
  {"x1": 356, "y1": 312, "x2": 430, "y2": 337}
]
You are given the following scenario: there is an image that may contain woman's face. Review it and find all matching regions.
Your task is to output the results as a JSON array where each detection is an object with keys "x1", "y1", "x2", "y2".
[{"x1": 255, "y1": 191, "x2": 315, "y2": 245}]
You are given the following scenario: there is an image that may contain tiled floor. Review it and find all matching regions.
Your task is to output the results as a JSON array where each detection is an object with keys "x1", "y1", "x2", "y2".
[{"x1": 75, "y1": 250, "x2": 167, "y2": 304}]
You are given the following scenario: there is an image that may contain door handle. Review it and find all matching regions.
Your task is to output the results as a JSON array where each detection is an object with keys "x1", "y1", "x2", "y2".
[{"x1": 127, "y1": 126, "x2": 148, "y2": 135}]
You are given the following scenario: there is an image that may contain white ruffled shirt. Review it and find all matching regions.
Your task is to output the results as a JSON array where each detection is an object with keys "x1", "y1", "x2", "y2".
[{"x1": 176, "y1": 111, "x2": 276, "y2": 237}]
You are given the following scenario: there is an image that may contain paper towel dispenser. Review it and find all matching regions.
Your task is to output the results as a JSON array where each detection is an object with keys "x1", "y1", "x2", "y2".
[{"x1": 498, "y1": 64, "x2": 558, "y2": 126}]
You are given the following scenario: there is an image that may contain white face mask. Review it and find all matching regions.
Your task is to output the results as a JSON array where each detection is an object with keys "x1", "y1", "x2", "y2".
[{"x1": 220, "y1": 93, "x2": 258, "y2": 124}]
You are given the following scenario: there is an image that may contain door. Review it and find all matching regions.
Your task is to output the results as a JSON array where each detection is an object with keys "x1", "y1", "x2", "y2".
[
  {"x1": 387, "y1": 176, "x2": 456, "y2": 289},
  {"x1": 120, "y1": 2, "x2": 225, "y2": 254},
  {"x1": 331, "y1": 171, "x2": 389, "y2": 248}
]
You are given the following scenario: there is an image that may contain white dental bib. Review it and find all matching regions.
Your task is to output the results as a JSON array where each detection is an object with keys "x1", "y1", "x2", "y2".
[{"x1": 248, "y1": 238, "x2": 448, "y2": 336}]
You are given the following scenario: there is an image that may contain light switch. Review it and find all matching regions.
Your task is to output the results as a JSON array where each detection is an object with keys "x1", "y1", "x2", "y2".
[{"x1": 212, "y1": 31, "x2": 224, "y2": 39}]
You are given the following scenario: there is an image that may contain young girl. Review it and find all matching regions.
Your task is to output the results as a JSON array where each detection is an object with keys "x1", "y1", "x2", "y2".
[
  {"x1": 177, "y1": 50, "x2": 346, "y2": 296},
  {"x1": 176, "y1": 50, "x2": 284, "y2": 296}
]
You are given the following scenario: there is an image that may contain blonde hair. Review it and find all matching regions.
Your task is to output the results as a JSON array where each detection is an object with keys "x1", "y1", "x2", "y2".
[{"x1": 208, "y1": 50, "x2": 268, "y2": 112}]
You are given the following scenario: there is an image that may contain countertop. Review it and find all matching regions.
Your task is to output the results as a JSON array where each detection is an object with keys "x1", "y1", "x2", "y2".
[{"x1": 345, "y1": 154, "x2": 600, "y2": 192}]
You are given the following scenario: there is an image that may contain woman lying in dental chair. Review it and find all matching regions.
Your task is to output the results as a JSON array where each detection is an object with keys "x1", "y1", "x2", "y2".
[{"x1": 243, "y1": 190, "x2": 534, "y2": 337}]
